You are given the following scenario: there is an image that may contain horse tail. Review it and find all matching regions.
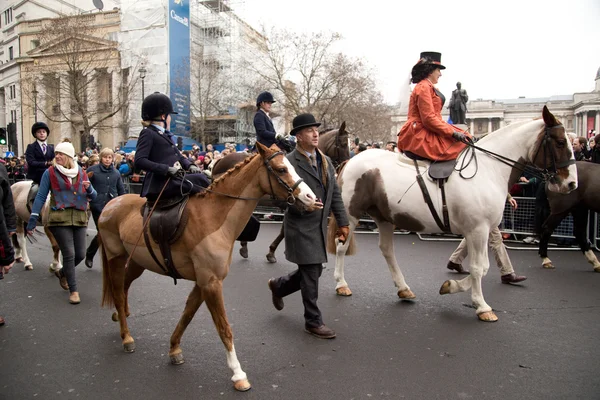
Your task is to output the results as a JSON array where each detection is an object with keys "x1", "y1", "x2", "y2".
[
  {"x1": 99, "y1": 233, "x2": 115, "y2": 309},
  {"x1": 327, "y1": 215, "x2": 356, "y2": 256}
]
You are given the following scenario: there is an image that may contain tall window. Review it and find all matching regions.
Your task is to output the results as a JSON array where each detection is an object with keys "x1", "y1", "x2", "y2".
[
  {"x1": 10, "y1": 109, "x2": 16, "y2": 123},
  {"x1": 4, "y1": 8, "x2": 12, "y2": 25},
  {"x1": 9, "y1": 84, "x2": 15, "y2": 99},
  {"x1": 8, "y1": 46, "x2": 13, "y2": 60}
]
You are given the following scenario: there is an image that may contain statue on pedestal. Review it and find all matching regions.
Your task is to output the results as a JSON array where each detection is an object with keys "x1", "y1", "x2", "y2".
[{"x1": 449, "y1": 82, "x2": 468, "y2": 125}]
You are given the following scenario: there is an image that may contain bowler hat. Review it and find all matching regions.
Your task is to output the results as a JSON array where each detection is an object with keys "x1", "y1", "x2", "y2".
[
  {"x1": 290, "y1": 113, "x2": 321, "y2": 136},
  {"x1": 419, "y1": 51, "x2": 445, "y2": 70}
]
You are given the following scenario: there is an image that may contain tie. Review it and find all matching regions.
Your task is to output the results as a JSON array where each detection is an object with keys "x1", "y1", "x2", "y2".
[
  {"x1": 42, "y1": 143, "x2": 47, "y2": 154},
  {"x1": 310, "y1": 153, "x2": 317, "y2": 170}
]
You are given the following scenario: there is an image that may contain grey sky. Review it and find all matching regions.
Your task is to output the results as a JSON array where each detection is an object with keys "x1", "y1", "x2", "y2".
[{"x1": 238, "y1": 0, "x2": 600, "y2": 104}]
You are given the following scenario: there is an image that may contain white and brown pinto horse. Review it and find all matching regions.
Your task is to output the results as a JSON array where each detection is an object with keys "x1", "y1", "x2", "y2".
[
  {"x1": 327, "y1": 106, "x2": 577, "y2": 322},
  {"x1": 98, "y1": 143, "x2": 319, "y2": 392},
  {"x1": 11, "y1": 180, "x2": 61, "y2": 272}
]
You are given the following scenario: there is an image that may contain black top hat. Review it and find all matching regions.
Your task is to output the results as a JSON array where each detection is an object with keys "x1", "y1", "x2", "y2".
[
  {"x1": 290, "y1": 113, "x2": 321, "y2": 136},
  {"x1": 419, "y1": 51, "x2": 445, "y2": 70}
]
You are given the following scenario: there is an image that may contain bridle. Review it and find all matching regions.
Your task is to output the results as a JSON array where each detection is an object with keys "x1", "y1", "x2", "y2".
[
  {"x1": 179, "y1": 151, "x2": 303, "y2": 205},
  {"x1": 456, "y1": 124, "x2": 575, "y2": 182},
  {"x1": 322, "y1": 130, "x2": 349, "y2": 169}
]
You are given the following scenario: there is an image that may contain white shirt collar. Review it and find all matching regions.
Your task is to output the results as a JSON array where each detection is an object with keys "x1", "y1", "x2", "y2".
[
  {"x1": 37, "y1": 140, "x2": 47, "y2": 147},
  {"x1": 151, "y1": 124, "x2": 166, "y2": 133}
]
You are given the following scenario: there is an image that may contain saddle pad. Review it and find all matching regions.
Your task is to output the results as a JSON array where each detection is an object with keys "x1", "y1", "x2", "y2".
[
  {"x1": 397, "y1": 152, "x2": 428, "y2": 168},
  {"x1": 428, "y1": 160, "x2": 457, "y2": 180}
]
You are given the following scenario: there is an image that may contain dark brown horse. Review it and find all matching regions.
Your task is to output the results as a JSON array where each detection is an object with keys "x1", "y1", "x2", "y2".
[
  {"x1": 539, "y1": 161, "x2": 600, "y2": 271},
  {"x1": 211, "y1": 122, "x2": 351, "y2": 262}
]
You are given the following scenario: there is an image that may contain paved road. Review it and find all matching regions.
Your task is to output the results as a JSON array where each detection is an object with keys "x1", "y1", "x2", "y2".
[{"x1": 1, "y1": 224, "x2": 599, "y2": 400}]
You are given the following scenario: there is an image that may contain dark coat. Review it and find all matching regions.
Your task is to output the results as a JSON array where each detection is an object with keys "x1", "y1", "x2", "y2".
[
  {"x1": 134, "y1": 125, "x2": 192, "y2": 198},
  {"x1": 0, "y1": 165, "x2": 15, "y2": 266},
  {"x1": 254, "y1": 110, "x2": 277, "y2": 147},
  {"x1": 25, "y1": 142, "x2": 55, "y2": 183},
  {"x1": 283, "y1": 149, "x2": 348, "y2": 265},
  {"x1": 87, "y1": 163, "x2": 126, "y2": 214}
]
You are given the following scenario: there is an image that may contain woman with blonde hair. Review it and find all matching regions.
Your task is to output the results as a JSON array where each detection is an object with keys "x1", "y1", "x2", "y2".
[
  {"x1": 26, "y1": 139, "x2": 97, "y2": 304},
  {"x1": 84, "y1": 147, "x2": 125, "y2": 268}
]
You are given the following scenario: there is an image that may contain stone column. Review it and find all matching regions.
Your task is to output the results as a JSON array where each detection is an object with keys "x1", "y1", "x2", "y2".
[
  {"x1": 110, "y1": 68, "x2": 123, "y2": 150},
  {"x1": 470, "y1": 119, "x2": 475, "y2": 135},
  {"x1": 488, "y1": 118, "x2": 492, "y2": 134},
  {"x1": 595, "y1": 110, "x2": 600, "y2": 134},
  {"x1": 58, "y1": 73, "x2": 71, "y2": 143},
  {"x1": 583, "y1": 111, "x2": 589, "y2": 136},
  {"x1": 86, "y1": 69, "x2": 98, "y2": 149}
]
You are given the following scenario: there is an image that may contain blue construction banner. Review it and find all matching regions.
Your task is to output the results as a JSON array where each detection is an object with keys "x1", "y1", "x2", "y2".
[{"x1": 168, "y1": 0, "x2": 191, "y2": 136}]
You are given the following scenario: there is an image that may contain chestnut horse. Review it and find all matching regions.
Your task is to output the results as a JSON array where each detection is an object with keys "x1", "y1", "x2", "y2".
[
  {"x1": 10, "y1": 180, "x2": 61, "y2": 272},
  {"x1": 327, "y1": 107, "x2": 577, "y2": 322},
  {"x1": 212, "y1": 123, "x2": 351, "y2": 261},
  {"x1": 538, "y1": 161, "x2": 600, "y2": 271},
  {"x1": 98, "y1": 143, "x2": 319, "y2": 391}
]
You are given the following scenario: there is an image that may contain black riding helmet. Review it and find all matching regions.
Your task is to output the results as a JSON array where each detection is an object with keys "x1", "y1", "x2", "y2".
[
  {"x1": 256, "y1": 91, "x2": 276, "y2": 107},
  {"x1": 141, "y1": 92, "x2": 178, "y2": 121},
  {"x1": 31, "y1": 121, "x2": 50, "y2": 138}
]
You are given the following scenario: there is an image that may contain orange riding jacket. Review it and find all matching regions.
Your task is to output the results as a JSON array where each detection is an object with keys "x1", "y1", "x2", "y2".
[{"x1": 397, "y1": 79, "x2": 468, "y2": 161}]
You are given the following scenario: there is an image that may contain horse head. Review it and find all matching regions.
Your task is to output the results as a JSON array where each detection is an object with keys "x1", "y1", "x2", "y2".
[
  {"x1": 529, "y1": 106, "x2": 578, "y2": 194},
  {"x1": 256, "y1": 142, "x2": 321, "y2": 211},
  {"x1": 318, "y1": 121, "x2": 351, "y2": 167}
]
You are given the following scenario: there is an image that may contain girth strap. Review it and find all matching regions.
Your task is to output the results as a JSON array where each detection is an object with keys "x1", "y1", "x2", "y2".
[{"x1": 413, "y1": 160, "x2": 452, "y2": 233}]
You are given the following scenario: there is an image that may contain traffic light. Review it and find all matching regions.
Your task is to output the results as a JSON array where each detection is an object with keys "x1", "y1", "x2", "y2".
[{"x1": 0, "y1": 128, "x2": 6, "y2": 145}]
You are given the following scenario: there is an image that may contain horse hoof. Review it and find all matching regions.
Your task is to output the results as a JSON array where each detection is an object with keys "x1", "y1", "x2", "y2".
[
  {"x1": 234, "y1": 379, "x2": 252, "y2": 392},
  {"x1": 24, "y1": 265, "x2": 33, "y2": 271},
  {"x1": 477, "y1": 311, "x2": 498, "y2": 322},
  {"x1": 170, "y1": 352, "x2": 185, "y2": 365},
  {"x1": 266, "y1": 253, "x2": 277, "y2": 263},
  {"x1": 594, "y1": 266, "x2": 600, "y2": 273},
  {"x1": 439, "y1": 280, "x2": 451, "y2": 295},
  {"x1": 239, "y1": 247, "x2": 248, "y2": 259},
  {"x1": 542, "y1": 262, "x2": 555, "y2": 269},
  {"x1": 398, "y1": 289, "x2": 416, "y2": 300},
  {"x1": 123, "y1": 341, "x2": 136, "y2": 353},
  {"x1": 15, "y1": 257, "x2": 23, "y2": 263},
  {"x1": 336, "y1": 287, "x2": 352, "y2": 296},
  {"x1": 112, "y1": 312, "x2": 119, "y2": 322}
]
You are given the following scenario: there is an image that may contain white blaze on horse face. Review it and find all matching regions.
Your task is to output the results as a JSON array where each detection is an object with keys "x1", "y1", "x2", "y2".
[{"x1": 282, "y1": 157, "x2": 317, "y2": 206}]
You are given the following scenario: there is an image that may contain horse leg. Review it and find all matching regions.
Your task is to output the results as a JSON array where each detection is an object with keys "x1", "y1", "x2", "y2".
[
  {"x1": 440, "y1": 228, "x2": 497, "y2": 322},
  {"x1": 108, "y1": 255, "x2": 136, "y2": 353},
  {"x1": 45, "y1": 226, "x2": 62, "y2": 273},
  {"x1": 202, "y1": 278, "x2": 251, "y2": 392},
  {"x1": 239, "y1": 241, "x2": 248, "y2": 259},
  {"x1": 15, "y1": 227, "x2": 33, "y2": 270},
  {"x1": 538, "y1": 212, "x2": 567, "y2": 269},
  {"x1": 377, "y1": 221, "x2": 414, "y2": 299},
  {"x1": 266, "y1": 225, "x2": 284, "y2": 263},
  {"x1": 111, "y1": 261, "x2": 145, "y2": 322},
  {"x1": 334, "y1": 216, "x2": 358, "y2": 296},
  {"x1": 569, "y1": 208, "x2": 600, "y2": 272},
  {"x1": 168, "y1": 285, "x2": 204, "y2": 365}
]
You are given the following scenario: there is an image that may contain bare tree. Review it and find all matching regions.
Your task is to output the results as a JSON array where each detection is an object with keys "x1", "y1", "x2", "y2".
[
  {"x1": 247, "y1": 27, "x2": 392, "y2": 141},
  {"x1": 20, "y1": 14, "x2": 141, "y2": 147}
]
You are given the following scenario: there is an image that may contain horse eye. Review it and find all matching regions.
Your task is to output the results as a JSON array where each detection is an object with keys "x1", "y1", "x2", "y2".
[{"x1": 278, "y1": 168, "x2": 286, "y2": 174}]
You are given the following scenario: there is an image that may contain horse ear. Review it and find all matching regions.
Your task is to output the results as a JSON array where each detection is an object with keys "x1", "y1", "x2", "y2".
[
  {"x1": 542, "y1": 105, "x2": 559, "y2": 127},
  {"x1": 339, "y1": 121, "x2": 346, "y2": 135},
  {"x1": 256, "y1": 141, "x2": 269, "y2": 158}
]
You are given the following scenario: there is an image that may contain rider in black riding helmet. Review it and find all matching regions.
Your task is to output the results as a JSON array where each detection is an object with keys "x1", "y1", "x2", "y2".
[
  {"x1": 25, "y1": 122, "x2": 55, "y2": 207},
  {"x1": 135, "y1": 92, "x2": 210, "y2": 201}
]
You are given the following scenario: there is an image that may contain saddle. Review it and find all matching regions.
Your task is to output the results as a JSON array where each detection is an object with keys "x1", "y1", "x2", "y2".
[
  {"x1": 141, "y1": 196, "x2": 190, "y2": 284},
  {"x1": 403, "y1": 151, "x2": 457, "y2": 233}
]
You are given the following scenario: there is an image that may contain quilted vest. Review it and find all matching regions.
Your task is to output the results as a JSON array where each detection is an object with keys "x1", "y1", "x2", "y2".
[{"x1": 47, "y1": 166, "x2": 88, "y2": 211}]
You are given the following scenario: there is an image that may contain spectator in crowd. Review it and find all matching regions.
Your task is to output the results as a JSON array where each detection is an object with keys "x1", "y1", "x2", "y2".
[
  {"x1": 206, "y1": 144, "x2": 214, "y2": 153},
  {"x1": 573, "y1": 137, "x2": 590, "y2": 161},
  {"x1": 590, "y1": 134, "x2": 600, "y2": 164},
  {"x1": 87, "y1": 155, "x2": 100, "y2": 168},
  {"x1": 0, "y1": 162, "x2": 16, "y2": 326},
  {"x1": 26, "y1": 140, "x2": 97, "y2": 305},
  {"x1": 385, "y1": 141, "x2": 396, "y2": 152},
  {"x1": 356, "y1": 143, "x2": 367, "y2": 154},
  {"x1": 84, "y1": 148, "x2": 126, "y2": 268},
  {"x1": 25, "y1": 122, "x2": 55, "y2": 207}
]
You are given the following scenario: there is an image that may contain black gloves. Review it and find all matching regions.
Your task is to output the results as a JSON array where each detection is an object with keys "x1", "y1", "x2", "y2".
[{"x1": 452, "y1": 132, "x2": 467, "y2": 142}]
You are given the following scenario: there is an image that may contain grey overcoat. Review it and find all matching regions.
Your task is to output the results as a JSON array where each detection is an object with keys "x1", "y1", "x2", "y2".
[{"x1": 283, "y1": 149, "x2": 348, "y2": 265}]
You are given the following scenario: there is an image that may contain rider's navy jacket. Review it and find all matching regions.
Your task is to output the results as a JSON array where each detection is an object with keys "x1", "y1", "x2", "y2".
[
  {"x1": 25, "y1": 142, "x2": 55, "y2": 184},
  {"x1": 254, "y1": 110, "x2": 277, "y2": 147}
]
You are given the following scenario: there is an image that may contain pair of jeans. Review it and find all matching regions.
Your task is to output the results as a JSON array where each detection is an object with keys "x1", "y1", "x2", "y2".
[
  {"x1": 86, "y1": 210, "x2": 101, "y2": 261},
  {"x1": 49, "y1": 226, "x2": 87, "y2": 293},
  {"x1": 271, "y1": 263, "x2": 324, "y2": 328}
]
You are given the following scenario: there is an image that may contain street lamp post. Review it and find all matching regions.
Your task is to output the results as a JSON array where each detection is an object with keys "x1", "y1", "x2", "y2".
[
  {"x1": 32, "y1": 86, "x2": 38, "y2": 122},
  {"x1": 139, "y1": 66, "x2": 147, "y2": 99}
]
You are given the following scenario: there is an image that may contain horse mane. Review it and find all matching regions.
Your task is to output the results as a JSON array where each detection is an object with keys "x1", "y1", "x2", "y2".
[{"x1": 196, "y1": 153, "x2": 259, "y2": 199}]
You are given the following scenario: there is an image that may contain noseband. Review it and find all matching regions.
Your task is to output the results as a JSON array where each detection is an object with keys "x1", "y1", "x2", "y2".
[{"x1": 264, "y1": 151, "x2": 304, "y2": 205}]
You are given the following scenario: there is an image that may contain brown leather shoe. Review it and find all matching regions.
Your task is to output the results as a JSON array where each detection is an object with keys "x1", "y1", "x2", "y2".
[
  {"x1": 268, "y1": 279, "x2": 284, "y2": 311},
  {"x1": 0, "y1": 316, "x2": 5, "y2": 326},
  {"x1": 501, "y1": 273, "x2": 527, "y2": 284},
  {"x1": 447, "y1": 261, "x2": 469, "y2": 274},
  {"x1": 55, "y1": 270, "x2": 69, "y2": 291},
  {"x1": 305, "y1": 324, "x2": 336, "y2": 339}
]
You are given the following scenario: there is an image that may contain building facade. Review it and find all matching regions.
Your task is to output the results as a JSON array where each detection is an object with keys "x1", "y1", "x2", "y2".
[{"x1": 391, "y1": 69, "x2": 600, "y2": 139}]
